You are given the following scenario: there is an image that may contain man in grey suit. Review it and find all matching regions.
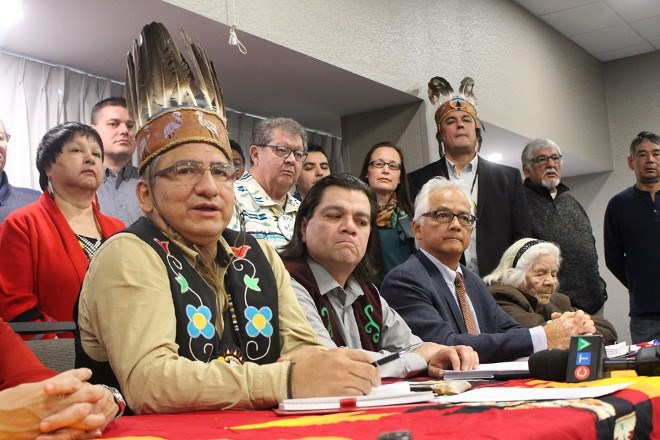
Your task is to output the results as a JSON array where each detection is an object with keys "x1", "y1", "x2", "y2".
[{"x1": 381, "y1": 178, "x2": 595, "y2": 363}]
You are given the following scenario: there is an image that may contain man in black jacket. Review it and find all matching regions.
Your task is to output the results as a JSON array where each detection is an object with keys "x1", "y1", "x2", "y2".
[{"x1": 408, "y1": 77, "x2": 531, "y2": 276}]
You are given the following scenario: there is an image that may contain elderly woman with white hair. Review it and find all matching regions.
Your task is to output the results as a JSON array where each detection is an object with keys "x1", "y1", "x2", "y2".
[{"x1": 484, "y1": 238, "x2": 617, "y2": 345}]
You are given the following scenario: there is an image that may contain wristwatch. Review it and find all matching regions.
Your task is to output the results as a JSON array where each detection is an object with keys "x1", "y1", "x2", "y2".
[{"x1": 100, "y1": 385, "x2": 126, "y2": 421}]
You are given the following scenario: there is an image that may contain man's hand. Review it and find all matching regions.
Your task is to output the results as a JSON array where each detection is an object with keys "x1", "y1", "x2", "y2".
[
  {"x1": 290, "y1": 347, "x2": 380, "y2": 398},
  {"x1": 418, "y1": 343, "x2": 479, "y2": 378},
  {"x1": 0, "y1": 368, "x2": 118, "y2": 440}
]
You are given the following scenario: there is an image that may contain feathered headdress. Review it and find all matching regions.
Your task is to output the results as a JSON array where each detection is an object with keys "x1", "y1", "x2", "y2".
[
  {"x1": 126, "y1": 22, "x2": 231, "y2": 175},
  {"x1": 428, "y1": 76, "x2": 479, "y2": 127}
]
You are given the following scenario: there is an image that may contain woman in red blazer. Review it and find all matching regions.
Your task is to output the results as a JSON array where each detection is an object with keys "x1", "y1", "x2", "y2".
[{"x1": 0, "y1": 122, "x2": 124, "y2": 332}]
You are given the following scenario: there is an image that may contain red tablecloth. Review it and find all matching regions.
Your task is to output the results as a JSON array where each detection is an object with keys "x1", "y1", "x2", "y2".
[{"x1": 103, "y1": 376, "x2": 660, "y2": 440}]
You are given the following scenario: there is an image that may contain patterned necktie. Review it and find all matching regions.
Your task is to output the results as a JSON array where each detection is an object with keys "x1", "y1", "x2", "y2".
[{"x1": 454, "y1": 272, "x2": 478, "y2": 335}]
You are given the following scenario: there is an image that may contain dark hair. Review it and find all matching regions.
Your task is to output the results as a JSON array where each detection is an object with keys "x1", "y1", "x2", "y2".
[
  {"x1": 36, "y1": 122, "x2": 103, "y2": 190},
  {"x1": 630, "y1": 131, "x2": 660, "y2": 155},
  {"x1": 91, "y1": 97, "x2": 127, "y2": 125},
  {"x1": 229, "y1": 139, "x2": 245, "y2": 162},
  {"x1": 307, "y1": 143, "x2": 327, "y2": 158},
  {"x1": 358, "y1": 141, "x2": 413, "y2": 215},
  {"x1": 280, "y1": 173, "x2": 379, "y2": 284}
]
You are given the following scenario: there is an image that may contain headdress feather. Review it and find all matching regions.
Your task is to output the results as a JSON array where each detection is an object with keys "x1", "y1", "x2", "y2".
[
  {"x1": 428, "y1": 76, "x2": 479, "y2": 126},
  {"x1": 125, "y1": 22, "x2": 230, "y2": 175}
]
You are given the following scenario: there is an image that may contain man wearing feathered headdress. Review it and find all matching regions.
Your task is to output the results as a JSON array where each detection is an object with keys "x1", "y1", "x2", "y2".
[
  {"x1": 408, "y1": 77, "x2": 531, "y2": 276},
  {"x1": 75, "y1": 22, "x2": 379, "y2": 415}
]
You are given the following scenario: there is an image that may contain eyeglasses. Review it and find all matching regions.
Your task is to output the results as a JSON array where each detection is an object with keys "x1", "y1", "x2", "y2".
[
  {"x1": 0, "y1": 132, "x2": 10, "y2": 142},
  {"x1": 531, "y1": 154, "x2": 562, "y2": 166},
  {"x1": 155, "y1": 160, "x2": 236, "y2": 183},
  {"x1": 369, "y1": 160, "x2": 401, "y2": 170},
  {"x1": 259, "y1": 144, "x2": 308, "y2": 162},
  {"x1": 421, "y1": 209, "x2": 477, "y2": 227}
]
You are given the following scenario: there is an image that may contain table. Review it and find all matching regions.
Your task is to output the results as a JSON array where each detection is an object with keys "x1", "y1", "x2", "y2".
[{"x1": 102, "y1": 376, "x2": 660, "y2": 440}]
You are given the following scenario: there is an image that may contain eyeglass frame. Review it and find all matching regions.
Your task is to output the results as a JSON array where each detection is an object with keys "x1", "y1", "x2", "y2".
[
  {"x1": 258, "y1": 144, "x2": 308, "y2": 162},
  {"x1": 420, "y1": 208, "x2": 477, "y2": 227},
  {"x1": 368, "y1": 160, "x2": 401, "y2": 170},
  {"x1": 0, "y1": 132, "x2": 10, "y2": 142},
  {"x1": 530, "y1": 154, "x2": 562, "y2": 166},
  {"x1": 154, "y1": 160, "x2": 237, "y2": 183}
]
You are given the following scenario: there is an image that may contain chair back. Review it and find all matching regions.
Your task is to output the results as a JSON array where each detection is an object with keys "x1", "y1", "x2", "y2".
[{"x1": 9, "y1": 321, "x2": 77, "y2": 373}]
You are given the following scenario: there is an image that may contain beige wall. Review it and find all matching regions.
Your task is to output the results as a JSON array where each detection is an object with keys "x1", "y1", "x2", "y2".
[{"x1": 167, "y1": 0, "x2": 660, "y2": 342}]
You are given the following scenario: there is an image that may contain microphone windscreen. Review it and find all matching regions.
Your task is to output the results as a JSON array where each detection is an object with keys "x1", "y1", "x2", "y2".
[{"x1": 528, "y1": 349, "x2": 569, "y2": 382}]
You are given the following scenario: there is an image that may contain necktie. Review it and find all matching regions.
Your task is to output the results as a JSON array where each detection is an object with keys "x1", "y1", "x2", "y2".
[{"x1": 454, "y1": 272, "x2": 478, "y2": 335}]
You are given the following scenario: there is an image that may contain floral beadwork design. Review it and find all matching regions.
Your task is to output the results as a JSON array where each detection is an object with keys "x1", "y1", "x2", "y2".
[
  {"x1": 244, "y1": 306, "x2": 273, "y2": 338},
  {"x1": 186, "y1": 304, "x2": 215, "y2": 339}
]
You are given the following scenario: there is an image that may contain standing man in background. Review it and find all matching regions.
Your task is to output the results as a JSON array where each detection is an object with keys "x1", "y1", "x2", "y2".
[
  {"x1": 229, "y1": 117, "x2": 306, "y2": 249},
  {"x1": 408, "y1": 77, "x2": 531, "y2": 276},
  {"x1": 521, "y1": 138, "x2": 607, "y2": 315},
  {"x1": 0, "y1": 119, "x2": 40, "y2": 222},
  {"x1": 91, "y1": 97, "x2": 141, "y2": 226},
  {"x1": 604, "y1": 131, "x2": 660, "y2": 343},
  {"x1": 230, "y1": 139, "x2": 246, "y2": 179},
  {"x1": 293, "y1": 144, "x2": 330, "y2": 201}
]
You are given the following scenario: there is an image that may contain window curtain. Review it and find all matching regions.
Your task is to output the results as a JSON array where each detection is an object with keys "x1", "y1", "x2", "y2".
[{"x1": 0, "y1": 51, "x2": 343, "y2": 190}]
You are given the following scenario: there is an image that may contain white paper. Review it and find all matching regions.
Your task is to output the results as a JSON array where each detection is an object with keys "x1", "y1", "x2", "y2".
[{"x1": 435, "y1": 382, "x2": 632, "y2": 403}]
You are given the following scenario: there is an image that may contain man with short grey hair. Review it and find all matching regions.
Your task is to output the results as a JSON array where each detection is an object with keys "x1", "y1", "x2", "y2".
[
  {"x1": 229, "y1": 117, "x2": 307, "y2": 249},
  {"x1": 521, "y1": 138, "x2": 607, "y2": 315},
  {"x1": 0, "y1": 119, "x2": 39, "y2": 222},
  {"x1": 382, "y1": 178, "x2": 589, "y2": 363}
]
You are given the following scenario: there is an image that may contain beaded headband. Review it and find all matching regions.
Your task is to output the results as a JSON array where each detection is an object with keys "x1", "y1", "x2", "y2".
[
  {"x1": 513, "y1": 240, "x2": 544, "y2": 268},
  {"x1": 428, "y1": 76, "x2": 479, "y2": 127}
]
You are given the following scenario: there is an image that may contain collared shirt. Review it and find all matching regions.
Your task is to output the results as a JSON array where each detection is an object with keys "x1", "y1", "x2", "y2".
[
  {"x1": 229, "y1": 172, "x2": 300, "y2": 250},
  {"x1": 77, "y1": 231, "x2": 322, "y2": 413},
  {"x1": 419, "y1": 249, "x2": 547, "y2": 352},
  {"x1": 290, "y1": 259, "x2": 426, "y2": 378},
  {"x1": 445, "y1": 155, "x2": 479, "y2": 273},
  {"x1": 96, "y1": 163, "x2": 142, "y2": 226}
]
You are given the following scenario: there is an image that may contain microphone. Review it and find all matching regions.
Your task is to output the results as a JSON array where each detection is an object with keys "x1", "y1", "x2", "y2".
[{"x1": 529, "y1": 345, "x2": 660, "y2": 382}]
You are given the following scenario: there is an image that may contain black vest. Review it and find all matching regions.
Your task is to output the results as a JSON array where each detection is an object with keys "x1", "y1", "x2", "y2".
[
  {"x1": 282, "y1": 257, "x2": 383, "y2": 351},
  {"x1": 75, "y1": 218, "x2": 281, "y2": 411}
]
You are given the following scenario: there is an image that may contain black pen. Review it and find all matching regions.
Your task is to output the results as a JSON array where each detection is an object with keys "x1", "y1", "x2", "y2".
[{"x1": 371, "y1": 344, "x2": 421, "y2": 367}]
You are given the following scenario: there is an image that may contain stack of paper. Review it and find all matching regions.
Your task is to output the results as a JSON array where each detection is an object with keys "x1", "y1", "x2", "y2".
[
  {"x1": 277, "y1": 382, "x2": 434, "y2": 413},
  {"x1": 443, "y1": 361, "x2": 529, "y2": 380}
]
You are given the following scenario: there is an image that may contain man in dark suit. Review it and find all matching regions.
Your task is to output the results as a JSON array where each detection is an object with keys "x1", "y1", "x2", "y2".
[
  {"x1": 408, "y1": 77, "x2": 531, "y2": 276},
  {"x1": 381, "y1": 179, "x2": 590, "y2": 363}
]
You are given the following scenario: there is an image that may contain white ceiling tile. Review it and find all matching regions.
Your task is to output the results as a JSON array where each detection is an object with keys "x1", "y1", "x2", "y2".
[
  {"x1": 594, "y1": 42, "x2": 655, "y2": 61},
  {"x1": 571, "y1": 23, "x2": 647, "y2": 52},
  {"x1": 652, "y1": 39, "x2": 660, "y2": 50},
  {"x1": 513, "y1": 0, "x2": 600, "y2": 16},
  {"x1": 605, "y1": 0, "x2": 660, "y2": 22},
  {"x1": 541, "y1": 2, "x2": 622, "y2": 36},
  {"x1": 630, "y1": 15, "x2": 660, "y2": 41}
]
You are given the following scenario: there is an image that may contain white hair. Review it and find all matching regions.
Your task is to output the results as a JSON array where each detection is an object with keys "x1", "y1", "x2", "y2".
[
  {"x1": 521, "y1": 138, "x2": 561, "y2": 171},
  {"x1": 412, "y1": 178, "x2": 475, "y2": 248},
  {"x1": 413, "y1": 177, "x2": 474, "y2": 222},
  {"x1": 483, "y1": 238, "x2": 562, "y2": 289}
]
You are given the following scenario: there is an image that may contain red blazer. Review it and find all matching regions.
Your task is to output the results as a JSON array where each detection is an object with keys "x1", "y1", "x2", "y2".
[
  {"x1": 0, "y1": 318, "x2": 55, "y2": 390},
  {"x1": 0, "y1": 193, "x2": 124, "y2": 324}
]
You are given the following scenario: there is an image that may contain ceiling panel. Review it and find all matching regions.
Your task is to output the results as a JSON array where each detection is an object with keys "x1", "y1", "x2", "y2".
[
  {"x1": 513, "y1": 0, "x2": 600, "y2": 16},
  {"x1": 541, "y1": 2, "x2": 619, "y2": 36},
  {"x1": 630, "y1": 15, "x2": 660, "y2": 42},
  {"x1": 514, "y1": 0, "x2": 660, "y2": 61},
  {"x1": 605, "y1": 0, "x2": 660, "y2": 22},
  {"x1": 571, "y1": 23, "x2": 646, "y2": 53}
]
